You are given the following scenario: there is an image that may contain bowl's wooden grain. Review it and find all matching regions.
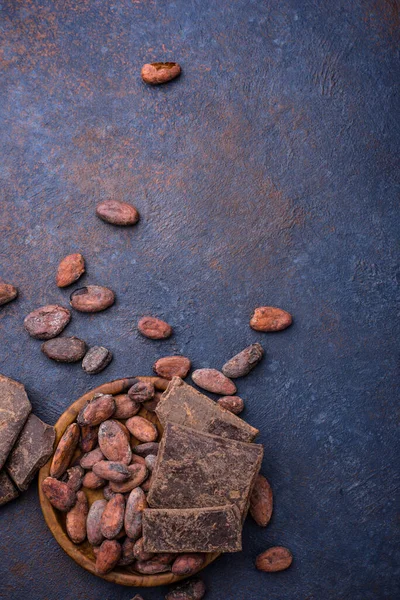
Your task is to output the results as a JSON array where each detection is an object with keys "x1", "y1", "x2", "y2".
[{"x1": 38, "y1": 376, "x2": 220, "y2": 587}]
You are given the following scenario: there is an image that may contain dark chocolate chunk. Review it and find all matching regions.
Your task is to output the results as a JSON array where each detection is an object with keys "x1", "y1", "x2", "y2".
[
  {"x1": 147, "y1": 423, "x2": 263, "y2": 518},
  {"x1": 156, "y1": 377, "x2": 258, "y2": 442},
  {"x1": 0, "y1": 470, "x2": 19, "y2": 506},
  {"x1": 143, "y1": 505, "x2": 242, "y2": 553},
  {"x1": 0, "y1": 374, "x2": 32, "y2": 470},
  {"x1": 6, "y1": 414, "x2": 55, "y2": 491}
]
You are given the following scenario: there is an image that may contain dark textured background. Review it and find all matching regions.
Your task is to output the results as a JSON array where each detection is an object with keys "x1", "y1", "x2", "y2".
[{"x1": 0, "y1": 0, "x2": 399, "y2": 598}]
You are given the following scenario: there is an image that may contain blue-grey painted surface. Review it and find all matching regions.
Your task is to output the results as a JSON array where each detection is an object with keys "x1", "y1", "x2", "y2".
[{"x1": 0, "y1": 0, "x2": 399, "y2": 598}]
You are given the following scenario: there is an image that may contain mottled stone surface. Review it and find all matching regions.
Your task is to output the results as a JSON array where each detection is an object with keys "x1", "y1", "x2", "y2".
[
  {"x1": 6, "y1": 414, "x2": 55, "y2": 491},
  {"x1": 0, "y1": 375, "x2": 31, "y2": 470}
]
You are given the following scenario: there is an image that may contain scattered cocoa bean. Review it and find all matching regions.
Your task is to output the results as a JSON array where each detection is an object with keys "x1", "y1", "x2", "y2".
[
  {"x1": 101, "y1": 493, "x2": 125, "y2": 539},
  {"x1": 0, "y1": 283, "x2": 18, "y2": 306},
  {"x1": 113, "y1": 394, "x2": 141, "y2": 419},
  {"x1": 64, "y1": 465, "x2": 85, "y2": 492},
  {"x1": 217, "y1": 396, "x2": 244, "y2": 415},
  {"x1": 87, "y1": 499, "x2": 107, "y2": 545},
  {"x1": 118, "y1": 537, "x2": 137, "y2": 566},
  {"x1": 110, "y1": 464, "x2": 148, "y2": 493},
  {"x1": 144, "y1": 454, "x2": 157, "y2": 472},
  {"x1": 166, "y1": 577, "x2": 206, "y2": 600},
  {"x1": 24, "y1": 305, "x2": 71, "y2": 340},
  {"x1": 50, "y1": 423, "x2": 80, "y2": 478},
  {"x1": 132, "y1": 442, "x2": 159, "y2": 457},
  {"x1": 191, "y1": 368, "x2": 236, "y2": 395},
  {"x1": 93, "y1": 461, "x2": 130, "y2": 482},
  {"x1": 41, "y1": 476, "x2": 76, "y2": 512},
  {"x1": 82, "y1": 346, "x2": 112, "y2": 374},
  {"x1": 96, "y1": 539, "x2": 122, "y2": 574},
  {"x1": 82, "y1": 471, "x2": 106, "y2": 489},
  {"x1": 42, "y1": 337, "x2": 87, "y2": 363},
  {"x1": 124, "y1": 487, "x2": 147, "y2": 540},
  {"x1": 250, "y1": 474, "x2": 273, "y2": 527},
  {"x1": 96, "y1": 200, "x2": 140, "y2": 226},
  {"x1": 255, "y1": 546, "x2": 292, "y2": 572},
  {"x1": 133, "y1": 537, "x2": 154, "y2": 562},
  {"x1": 98, "y1": 419, "x2": 132, "y2": 464},
  {"x1": 128, "y1": 381, "x2": 155, "y2": 403},
  {"x1": 125, "y1": 416, "x2": 158, "y2": 443},
  {"x1": 70, "y1": 285, "x2": 115, "y2": 313},
  {"x1": 56, "y1": 253, "x2": 85, "y2": 288},
  {"x1": 138, "y1": 316, "x2": 172, "y2": 340},
  {"x1": 80, "y1": 447, "x2": 104, "y2": 470},
  {"x1": 250, "y1": 306, "x2": 292, "y2": 332},
  {"x1": 141, "y1": 62, "x2": 181, "y2": 85},
  {"x1": 66, "y1": 490, "x2": 88, "y2": 543},
  {"x1": 133, "y1": 559, "x2": 171, "y2": 575},
  {"x1": 79, "y1": 425, "x2": 99, "y2": 452},
  {"x1": 171, "y1": 554, "x2": 205, "y2": 576},
  {"x1": 222, "y1": 343, "x2": 264, "y2": 378},
  {"x1": 77, "y1": 395, "x2": 116, "y2": 427},
  {"x1": 153, "y1": 356, "x2": 191, "y2": 380}
]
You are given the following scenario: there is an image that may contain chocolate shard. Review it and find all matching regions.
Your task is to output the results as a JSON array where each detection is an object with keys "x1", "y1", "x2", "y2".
[
  {"x1": 0, "y1": 374, "x2": 32, "y2": 470},
  {"x1": 0, "y1": 470, "x2": 19, "y2": 505},
  {"x1": 156, "y1": 377, "x2": 258, "y2": 442},
  {"x1": 143, "y1": 505, "x2": 242, "y2": 553},
  {"x1": 6, "y1": 414, "x2": 55, "y2": 491},
  {"x1": 147, "y1": 423, "x2": 263, "y2": 518}
]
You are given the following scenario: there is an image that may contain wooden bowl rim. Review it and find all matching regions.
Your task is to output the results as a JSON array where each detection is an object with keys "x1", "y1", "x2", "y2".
[{"x1": 38, "y1": 376, "x2": 220, "y2": 587}]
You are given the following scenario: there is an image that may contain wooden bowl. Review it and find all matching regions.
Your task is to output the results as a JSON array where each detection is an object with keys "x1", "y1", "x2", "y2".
[{"x1": 38, "y1": 376, "x2": 220, "y2": 587}]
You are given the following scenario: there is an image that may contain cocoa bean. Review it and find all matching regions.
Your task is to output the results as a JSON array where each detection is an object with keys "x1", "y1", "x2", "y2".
[
  {"x1": 125, "y1": 416, "x2": 158, "y2": 443},
  {"x1": 128, "y1": 381, "x2": 155, "y2": 403},
  {"x1": 154, "y1": 553, "x2": 175, "y2": 565},
  {"x1": 66, "y1": 490, "x2": 88, "y2": 543},
  {"x1": 110, "y1": 464, "x2": 148, "y2": 493},
  {"x1": 41, "y1": 337, "x2": 87, "y2": 363},
  {"x1": 113, "y1": 394, "x2": 140, "y2": 419},
  {"x1": 132, "y1": 442, "x2": 159, "y2": 457},
  {"x1": 79, "y1": 425, "x2": 99, "y2": 452},
  {"x1": 124, "y1": 487, "x2": 147, "y2": 540},
  {"x1": 166, "y1": 577, "x2": 206, "y2": 600},
  {"x1": 103, "y1": 484, "x2": 119, "y2": 501},
  {"x1": 77, "y1": 395, "x2": 115, "y2": 427},
  {"x1": 98, "y1": 419, "x2": 132, "y2": 464},
  {"x1": 41, "y1": 476, "x2": 76, "y2": 512},
  {"x1": 133, "y1": 537, "x2": 154, "y2": 562},
  {"x1": 255, "y1": 546, "x2": 292, "y2": 572},
  {"x1": 87, "y1": 499, "x2": 107, "y2": 545},
  {"x1": 217, "y1": 396, "x2": 244, "y2": 415},
  {"x1": 153, "y1": 356, "x2": 191, "y2": 380},
  {"x1": 138, "y1": 316, "x2": 172, "y2": 340},
  {"x1": 118, "y1": 537, "x2": 137, "y2": 566},
  {"x1": 191, "y1": 368, "x2": 236, "y2": 395},
  {"x1": 144, "y1": 454, "x2": 157, "y2": 472},
  {"x1": 130, "y1": 454, "x2": 146, "y2": 466},
  {"x1": 133, "y1": 559, "x2": 171, "y2": 574},
  {"x1": 141, "y1": 62, "x2": 181, "y2": 85},
  {"x1": 93, "y1": 461, "x2": 130, "y2": 482},
  {"x1": 24, "y1": 305, "x2": 70, "y2": 340},
  {"x1": 70, "y1": 285, "x2": 115, "y2": 313},
  {"x1": 101, "y1": 493, "x2": 125, "y2": 539},
  {"x1": 82, "y1": 346, "x2": 112, "y2": 374},
  {"x1": 96, "y1": 200, "x2": 139, "y2": 226},
  {"x1": 142, "y1": 391, "x2": 162, "y2": 413},
  {"x1": 249, "y1": 474, "x2": 273, "y2": 527},
  {"x1": 50, "y1": 423, "x2": 80, "y2": 478},
  {"x1": 222, "y1": 343, "x2": 264, "y2": 378},
  {"x1": 95, "y1": 539, "x2": 122, "y2": 574},
  {"x1": 56, "y1": 253, "x2": 85, "y2": 288},
  {"x1": 80, "y1": 447, "x2": 104, "y2": 469},
  {"x1": 82, "y1": 471, "x2": 106, "y2": 489},
  {"x1": 141, "y1": 475, "x2": 152, "y2": 493},
  {"x1": 0, "y1": 283, "x2": 18, "y2": 306},
  {"x1": 250, "y1": 306, "x2": 292, "y2": 332},
  {"x1": 64, "y1": 465, "x2": 84, "y2": 492},
  {"x1": 171, "y1": 554, "x2": 205, "y2": 576}
]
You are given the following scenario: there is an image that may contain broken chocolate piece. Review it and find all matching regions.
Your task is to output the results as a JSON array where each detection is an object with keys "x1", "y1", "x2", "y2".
[
  {"x1": 156, "y1": 377, "x2": 258, "y2": 442},
  {"x1": 0, "y1": 374, "x2": 32, "y2": 470},
  {"x1": 143, "y1": 505, "x2": 242, "y2": 553},
  {"x1": 147, "y1": 423, "x2": 263, "y2": 518},
  {"x1": 0, "y1": 470, "x2": 19, "y2": 506},
  {"x1": 6, "y1": 414, "x2": 55, "y2": 491}
]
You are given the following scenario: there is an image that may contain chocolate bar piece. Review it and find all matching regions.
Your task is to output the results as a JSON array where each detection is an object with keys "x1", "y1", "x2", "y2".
[
  {"x1": 0, "y1": 470, "x2": 19, "y2": 506},
  {"x1": 0, "y1": 374, "x2": 32, "y2": 469},
  {"x1": 156, "y1": 377, "x2": 258, "y2": 442},
  {"x1": 6, "y1": 414, "x2": 55, "y2": 491},
  {"x1": 143, "y1": 505, "x2": 242, "y2": 553},
  {"x1": 147, "y1": 423, "x2": 263, "y2": 518}
]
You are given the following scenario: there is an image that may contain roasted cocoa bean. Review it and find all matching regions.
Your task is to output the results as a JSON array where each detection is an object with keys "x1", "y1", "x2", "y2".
[
  {"x1": 113, "y1": 394, "x2": 141, "y2": 419},
  {"x1": 42, "y1": 337, "x2": 87, "y2": 363},
  {"x1": 118, "y1": 537, "x2": 137, "y2": 566},
  {"x1": 144, "y1": 454, "x2": 157, "y2": 472},
  {"x1": 0, "y1": 283, "x2": 18, "y2": 306},
  {"x1": 250, "y1": 474, "x2": 273, "y2": 527},
  {"x1": 64, "y1": 465, "x2": 85, "y2": 492},
  {"x1": 101, "y1": 494, "x2": 125, "y2": 539},
  {"x1": 95, "y1": 539, "x2": 122, "y2": 574},
  {"x1": 96, "y1": 200, "x2": 140, "y2": 226},
  {"x1": 110, "y1": 464, "x2": 148, "y2": 493},
  {"x1": 41, "y1": 476, "x2": 76, "y2": 512},
  {"x1": 133, "y1": 560, "x2": 171, "y2": 574},
  {"x1": 77, "y1": 395, "x2": 115, "y2": 427},
  {"x1": 130, "y1": 454, "x2": 146, "y2": 466},
  {"x1": 141, "y1": 475, "x2": 152, "y2": 493},
  {"x1": 93, "y1": 461, "x2": 130, "y2": 482},
  {"x1": 66, "y1": 490, "x2": 88, "y2": 543},
  {"x1": 217, "y1": 396, "x2": 244, "y2": 415},
  {"x1": 124, "y1": 487, "x2": 147, "y2": 540},
  {"x1": 222, "y1": 343, "x2": 264, "y2": 378},
  {"x1": 191, "y1": 368, "x2": 236, "y2": 395},
  {"x1": 133, "y1": 537, "x2": 154, "y2": 562},
  {"x1": 132, "y1": 442, "x2": 159, "y2": 457},
  {"x1": 87, "y1": 499, "x2": 107, "y2": 545},
  {"x1": 142, "y1": 391, "x2": 162, "y2": 413},
  {"x1": 171, "y1": 554, "x2": 205, "y2": 576},
  {"x1": 24, "y1": 305, "x2": 71, "y2": 340},
  {"x1": 98, "y1": 419, "x2": 132, "y2": 464},
  {"x1": 82, "y1": 346, "x2": 113, "y2": 374},
  {"x1": 82, "y1": 471, "x2": 106, "y2": 489},
  {"x1": 126, "y1": 416, "x2": 158, "y2": 443},
  {"x1": 70, "y1": 285, "x2": 115, "y2": 313},
  {"x1": 141, "y1": 62, "x2": 181, "y2": 85},
  {"x1": 80, "y1": 446, "x2": 104, "y2": 469},
  {"x1": 255, "y1": 546, "x2": 293, "y2": 572},
  {"x1": 128, "y1": 381, "x2": 155, "y2": 403},
  {"x1": 166, "y1": 577, "x2": 206, "y2": 600},
  {"x1": 56, "y1": 253, "x2": 85, "y2": 288},
  {"x1": 50, "y1": 423, "x2": 80, "y2": 478},
  {"x1": 153, "y1": 356, "x2": 191, "y2": 380},
  {"x1": 250, "y1": 306, "x2": 292, "y2": 332},
  {"x1": 79, "y1": 425, "x2": 99, "y2": 452},
  {"x1": 138, "y1": 316, "x2": 172, "y2": 340}
]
